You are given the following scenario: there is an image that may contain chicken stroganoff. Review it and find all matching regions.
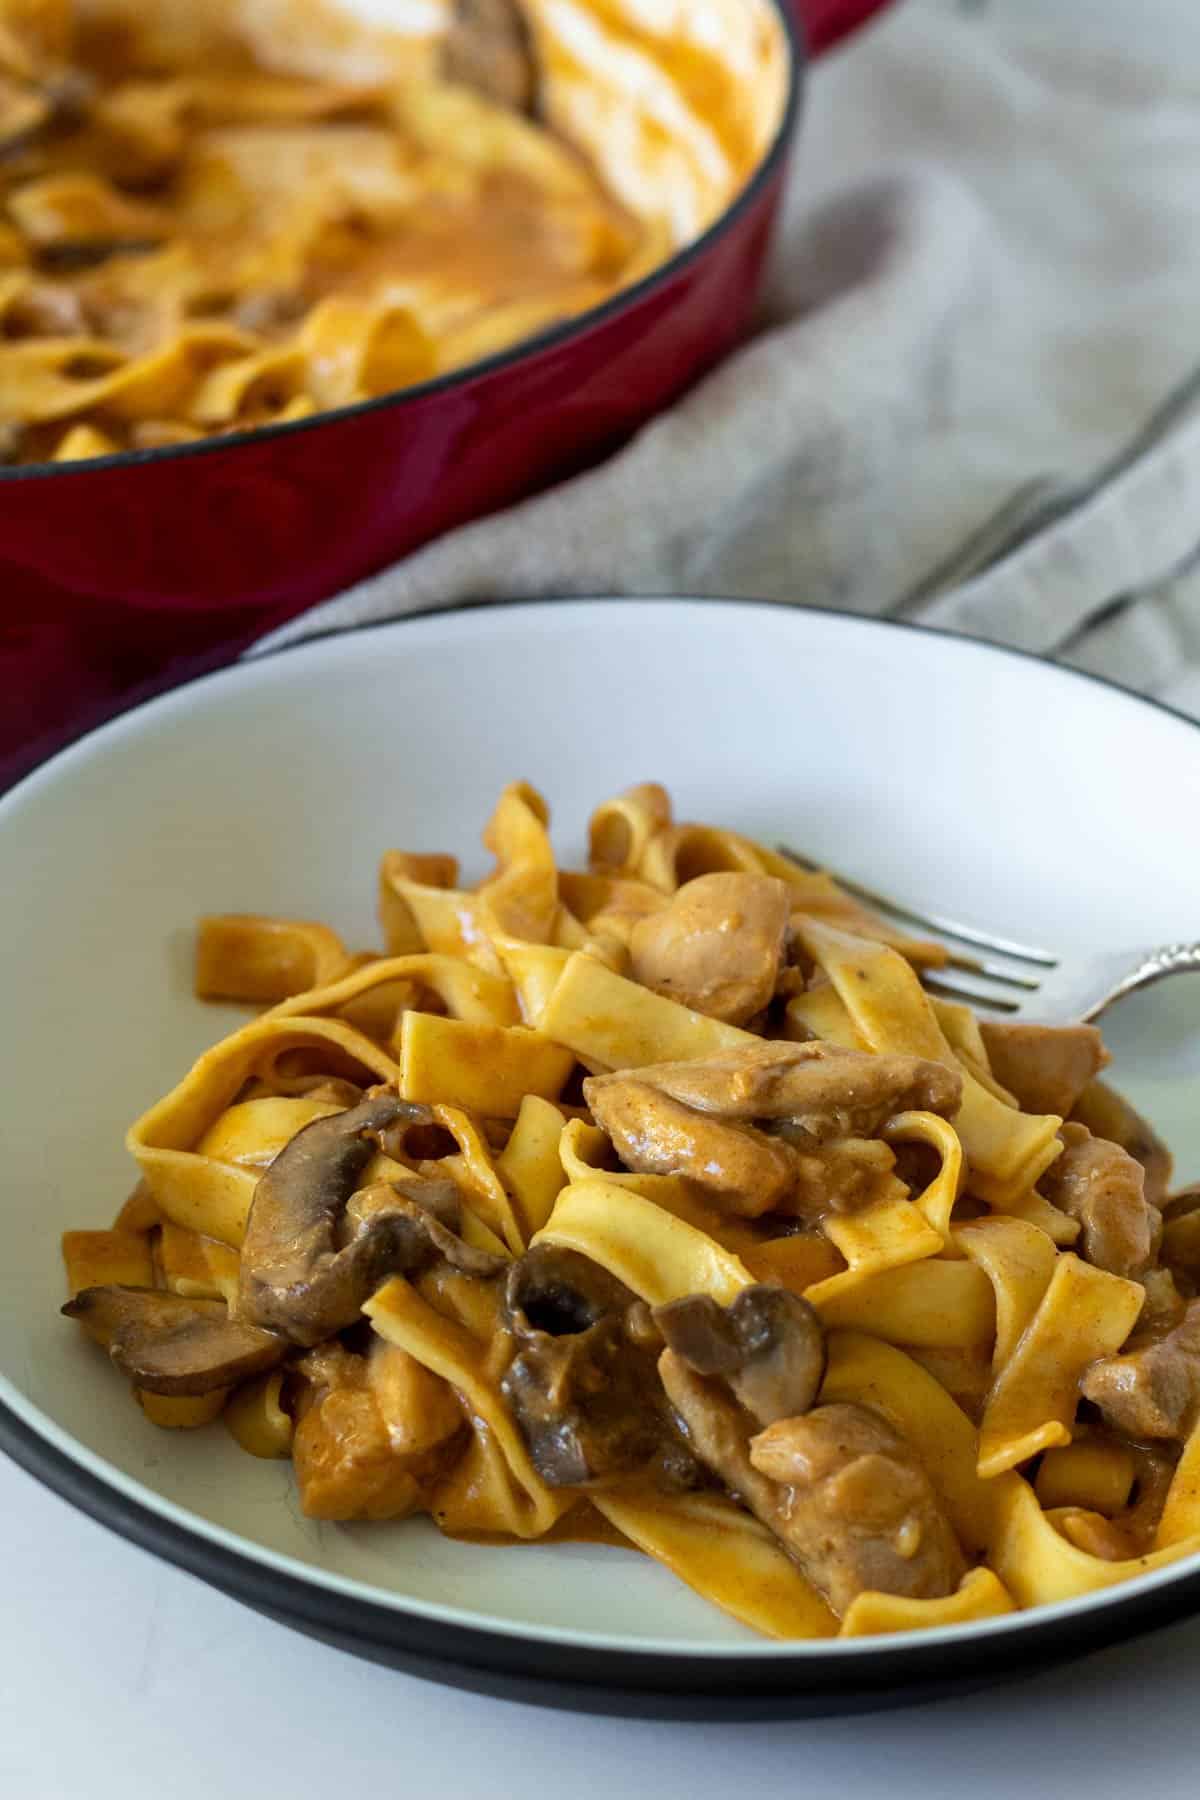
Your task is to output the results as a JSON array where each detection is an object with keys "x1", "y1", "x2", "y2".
[
  {"x1": 0, "y1": 0, "x2": 786, "y2": 464},
  {"x1": 61, "y1": 783, "x2": 1200, "y2": 1640}
]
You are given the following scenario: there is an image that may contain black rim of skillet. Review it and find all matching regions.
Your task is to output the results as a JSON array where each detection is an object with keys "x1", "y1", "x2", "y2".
[
  {"x1": 0, "y1": 0, "x2": 805, "y2": 485},
  {"x1": 4, "y1": 596, "x2": 1200, "y2": 1718}
]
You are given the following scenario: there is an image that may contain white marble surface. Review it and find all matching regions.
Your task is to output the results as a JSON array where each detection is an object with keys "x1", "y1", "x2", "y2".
[{"x1": 3, "y1": 1450, "x2": 1200, "y2": 1799}]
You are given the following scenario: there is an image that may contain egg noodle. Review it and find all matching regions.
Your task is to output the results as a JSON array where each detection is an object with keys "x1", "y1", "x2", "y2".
[
  {"x1": 0, "y1": 0, "x2": 785, "y2": 464},
  {"x1": 61, "y1": 782, "x2": 1200, "y2": 1639}
]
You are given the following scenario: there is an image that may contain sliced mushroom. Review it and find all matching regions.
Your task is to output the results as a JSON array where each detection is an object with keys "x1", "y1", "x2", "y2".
[
  {"x1": 500, "y1": 1246, "x2": 691, "y2": 1488},
  {"x1": 344, "y1": 1178, "x2": 506, "y2": 1281},
  {"x1": 654, "y1": 1285, "x2": 826, "y2": 1427},
  {"x1": 63, "y1": 1286, "x2": 286, "y2": 1396},
  {"x1": 504, "y1": 1243, "x2": 643, "y2": 1340},
  {"x1": 442, "y1": 0, "x2": 537, "y2": 113},
  {"x1": 238, "y1": 1093, "x2": 502, "y2": 1346}
]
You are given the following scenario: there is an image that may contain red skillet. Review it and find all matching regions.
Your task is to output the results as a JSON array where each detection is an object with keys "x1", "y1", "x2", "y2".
[{"x1": 0, "y1": 0, "x2": 896, "y2": 779}]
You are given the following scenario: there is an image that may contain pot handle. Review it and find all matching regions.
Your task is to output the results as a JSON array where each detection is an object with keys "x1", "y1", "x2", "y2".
[{"x1": 789, "y1": 0, "x2": 893, "y2": 55}]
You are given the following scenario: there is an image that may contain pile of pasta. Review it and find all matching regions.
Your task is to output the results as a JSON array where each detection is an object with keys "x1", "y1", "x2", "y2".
[
  {"x1": 0, "y1": 0, "x2": 785, "y2": 464},
  {"x1": 61, "y1": 781, "x2": 1200, "y2": 1641}
]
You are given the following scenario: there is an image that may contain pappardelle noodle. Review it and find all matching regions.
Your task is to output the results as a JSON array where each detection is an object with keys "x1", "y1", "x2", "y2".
[
  {"x1": 62, "y1": 782, "x2": 1200, "y2": 1640},
  {"x1": 0, "y1": 0, "x2": 785, "y2": 465}
]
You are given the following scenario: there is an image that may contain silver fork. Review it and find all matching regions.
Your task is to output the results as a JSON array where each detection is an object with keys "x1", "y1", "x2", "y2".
[{"x1": 776, "y1": 846, "x2": 1200, "y2": 1024}]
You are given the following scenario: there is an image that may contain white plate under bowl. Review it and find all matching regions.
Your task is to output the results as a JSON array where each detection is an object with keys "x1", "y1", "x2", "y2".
[{"x1": 2, "y1": 599, "x2": 1198, "y2": 1716}]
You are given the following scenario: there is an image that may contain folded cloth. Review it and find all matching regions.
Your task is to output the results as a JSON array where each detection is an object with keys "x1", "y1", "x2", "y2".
[{"x1": 255, "y1": 0, "x2": 1200, "y2": 721}]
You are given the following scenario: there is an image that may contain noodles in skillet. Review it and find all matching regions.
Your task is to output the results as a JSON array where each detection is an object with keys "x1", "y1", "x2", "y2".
[
  {"x1": 61, "y1": 782, "x2": 1200, "y2": 1639},
  {"x1": 0, "y1": 0, "x2": 786, "y2": 464}
]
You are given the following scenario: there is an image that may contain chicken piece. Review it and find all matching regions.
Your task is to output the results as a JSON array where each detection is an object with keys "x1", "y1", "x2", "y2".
[
  {"x1": 1081, "y1": 1299, "x2": 1200, "y2": 1443},
  {"x1": 608, "y1": 1040, "x2": 961, "y2": 1137},
  {"x1": 628, "y1": 873, "x2": 790, "y2": 1026},
  {"x1": 654, "y1": 1286, "x2": 825, "y2": 1426},
  {"x1": 1138, "y1": 1267, "x2": 1187, "y2": 1339},
  {"x1": 1038, "y1": 1123, "x2": 1158, "y2": 1280},
  {"x1": 749, "y1": 1406, "x2": 967, "y2": 1612},
  {"x1": 586, "y1": 1071, "x2": 907, "y2": 1220},
  {"x1": 660, "y1": 1352, "x2": 964, "y2": 1615},
  {"x1": 584, "y1": 1076, "x2": 798, "y2": 1217},
  {"x1": 1070, "y1": 1079, "x2": 1174, "y2": 1207},
  {"x1": 292, "y1": 1341, "x2": 463, "y2": 1520},
  {"x1": 367, "y1": 1338, "x2": 465, "y2": 1456},
  {"x1": 978, "y1": 1021, "x2": 1109, "y2": 1118}
]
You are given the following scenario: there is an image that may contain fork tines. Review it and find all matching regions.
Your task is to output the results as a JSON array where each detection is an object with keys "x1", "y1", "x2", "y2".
[{"x1": 775, "y1": 844, "x2": 1059, "y2": 1017}]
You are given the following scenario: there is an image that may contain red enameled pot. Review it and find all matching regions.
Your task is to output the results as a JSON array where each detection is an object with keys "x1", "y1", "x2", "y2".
[{"x1": 0, "y1": 0, "x2": 895, "y2": 779}]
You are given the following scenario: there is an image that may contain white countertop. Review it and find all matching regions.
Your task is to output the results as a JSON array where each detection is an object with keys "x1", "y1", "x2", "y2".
[{"x1": 4, "y1": 1446, "x2": 1199, "y2": 1798}]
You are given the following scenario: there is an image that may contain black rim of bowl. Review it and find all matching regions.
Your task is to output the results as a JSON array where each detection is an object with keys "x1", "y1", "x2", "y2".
[
  {"x1": 0, "y1": 0, "x2": 805, "y2": 485},
  {"x1": 4, "y1": 596, "x2": 1200, "y2": 1714}
]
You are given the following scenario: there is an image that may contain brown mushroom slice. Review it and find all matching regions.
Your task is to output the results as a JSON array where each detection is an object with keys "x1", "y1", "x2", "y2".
[
  {"x1": 628, "y1": 873, "x2": 791, "y2": 1026},
  {"x1": 654, "y1": 1286, "x2": 826, "y2": 1427},
  {"x1": 503, "y1": 1242, "x2": 644, "y2": 1340},
  {"x1": 344, "y1": 1178, "x2": 506, "y2": 1282},
  {"x1": 600, "y1": 1040, "x2": 962, "y2": 1137},
  {"x1": 501, "y1": 1314, "x2": 667, "y2": 1488},
  {"x1": 500, "y1": 1245, "x2": 685, "y2": 1488},
  {"x1": 244, "y1": 1174, "x2": 504, "y2": 1348},
  {"x1": 62, "y1": 1286, "x2": 285, "y2": 1396},
  {"x1": 442, "y1": 0, "x2": 536, "y2": 113},
  {"x1": 238, "y1": 1093, "x2": 465, "y2": 1346}
]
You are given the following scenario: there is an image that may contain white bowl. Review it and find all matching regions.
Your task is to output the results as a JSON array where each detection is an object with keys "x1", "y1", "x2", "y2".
[{"x1": 2, "y1": 598, "x2": 1198, "y2": 1717}]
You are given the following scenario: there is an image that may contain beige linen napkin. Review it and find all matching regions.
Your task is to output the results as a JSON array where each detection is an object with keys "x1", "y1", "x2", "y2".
[{"x1": 255, "y1": 0, "x2": 1200, "y2": 720}]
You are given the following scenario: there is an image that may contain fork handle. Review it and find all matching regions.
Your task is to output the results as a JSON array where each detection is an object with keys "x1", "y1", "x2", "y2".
[{"x1": 1107, "y1": 942, "x2": 1200, "y2": 1009}]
